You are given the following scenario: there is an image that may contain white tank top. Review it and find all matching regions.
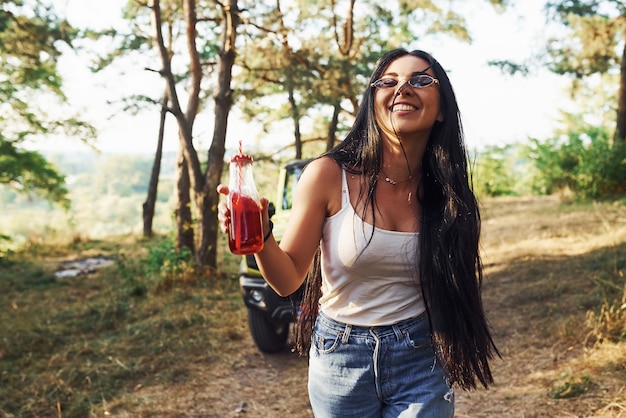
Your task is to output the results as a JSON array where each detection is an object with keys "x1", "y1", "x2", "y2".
[{"x1": 318, "y1": 168, "x2": 426, "y2": 326}]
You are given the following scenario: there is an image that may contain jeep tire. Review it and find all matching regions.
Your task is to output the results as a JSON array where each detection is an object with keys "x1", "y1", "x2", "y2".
[{"x1": 247, "y1": 309, "x2": 289, "y2": 353}]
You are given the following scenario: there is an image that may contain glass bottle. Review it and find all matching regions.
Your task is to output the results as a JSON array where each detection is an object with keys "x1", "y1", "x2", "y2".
[{"x1": 228, "y1": 153, "x2": 264, "y2": 255}]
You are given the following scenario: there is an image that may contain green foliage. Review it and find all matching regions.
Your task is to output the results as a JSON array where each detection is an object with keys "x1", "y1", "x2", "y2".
[
  {"x1": 0, "y1": 0, "x2": 75, "y2": 93},
  {"x1": 0, "y1": 1, "x2": 96, "y2": 204},
  {"x1": 0, "y1": 233, "x2": 13, "y2": 265},
  {"x1": 0, "y1": 136, "x2": 70, "y2": 207},
  {"x1": 91, "y1": 155, "x2": 153, "y2": 196},
  {"x1": 114, "y1": 251, "x2": 151, "y2": 297},
  {"x1": 113, "y1": 237, "x2": 194, "y2": 298},
  {"x1": 548, "y1": 372, "x2": 593, "y2": 399},
  {"x1": 545, "y1": 1, "x2": 622, "y2": 78},
  {"x1": 472, "y1": 116, "x2": 626, "y2": 201},
  {"x1": 487, "y1": 59, "x2": 530, "y2": 76},
  {"x1": 524, "y1": 123, "x2": 626, "y2": 198},
  {"x1": 144, "y1": 238, "x2": 193, "y2": 280},
  {"x1": 547, "y1": 0, "x2": 601, "y2": 18},
  {"x1": 473, "y1": 144, "x2": 533, "y2": 197}
]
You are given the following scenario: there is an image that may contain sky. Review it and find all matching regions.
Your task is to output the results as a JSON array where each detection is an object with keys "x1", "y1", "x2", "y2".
[{"x1": 41, "y1": 0, "x2": 572, "y2": 156}]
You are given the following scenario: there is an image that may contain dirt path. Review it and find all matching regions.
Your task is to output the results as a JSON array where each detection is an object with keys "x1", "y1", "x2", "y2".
[
  {"x1": 94, "y1": 333, "x2": 313, "y2": 417},
  {"x1": 94, "y1": 197, "x2": 626, "y2": 417}
]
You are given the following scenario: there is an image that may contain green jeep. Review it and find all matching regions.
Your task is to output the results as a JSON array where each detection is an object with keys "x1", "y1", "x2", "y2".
[{"x1": 238, "y1": 159, "x2": 309, "y2": 353}]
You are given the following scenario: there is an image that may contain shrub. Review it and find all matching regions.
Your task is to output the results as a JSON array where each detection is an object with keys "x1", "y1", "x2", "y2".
[
  {"x1": 144, "y1": 238, "x2": 192, "y2": 280},
  {"x1": 472, "y1": 143, "x2": 534, "y2": 197},
  {"x1": 525, "y1": 124, "x2": 626, "y2": 199}
]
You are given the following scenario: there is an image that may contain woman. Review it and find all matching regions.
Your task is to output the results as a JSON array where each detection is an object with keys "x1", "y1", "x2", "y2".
[{"x1": 218, "y1": 48, "x2": 499, "y2": 417}]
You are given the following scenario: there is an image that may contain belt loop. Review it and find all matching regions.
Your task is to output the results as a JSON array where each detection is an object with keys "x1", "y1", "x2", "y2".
[
  {"x1": 392, "y1": 324, "x2": 403, "y2": 342},
  {"x1": 342, "y1": 324, "x2": 352, "y2": 343}
]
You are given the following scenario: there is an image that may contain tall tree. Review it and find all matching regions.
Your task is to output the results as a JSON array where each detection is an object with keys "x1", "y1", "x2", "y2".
[
  {"x1": 491, "y1": 1, "x2": 626, "y2": 142},
  {"x1": 0, "y1": 0, "x2": 95, "y2": 206},
  {"x1": 151, "y1": 0, "x2": 240, "y2": 266},
  {"x1": 149, "y1": 0, "x2": 196, "y2": 253},
  {"x1": 93, "y1": 0, "x2": 239, "y2": 267},
  {"x1": 545, "y1": 0, "x2": 626, "y2": 142},
  {"x1": 142, "y1": 89, "x2": 168, "y2": 237}
]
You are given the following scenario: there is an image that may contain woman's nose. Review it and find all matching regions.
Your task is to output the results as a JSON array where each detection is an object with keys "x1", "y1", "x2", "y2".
[{"x1": 395, "y1": 81, "x2": 412, "y2": 95}]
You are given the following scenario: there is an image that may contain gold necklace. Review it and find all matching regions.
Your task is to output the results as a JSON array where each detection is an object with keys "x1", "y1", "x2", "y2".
[
  {"x1": 380, "y1": 170, "x2": 414, "y2": 202},
  {"x1": 381, "y1": 169, "x2": 413, "y2": 185}
]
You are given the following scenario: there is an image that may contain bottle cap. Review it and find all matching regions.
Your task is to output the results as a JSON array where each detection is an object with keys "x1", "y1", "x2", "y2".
[{"x1": 230, "y1": 154, "x2": 253, "y2": 163}]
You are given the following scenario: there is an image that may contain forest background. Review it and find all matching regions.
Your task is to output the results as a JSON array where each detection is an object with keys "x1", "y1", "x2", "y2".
[
  {"x1": 2, "y1": 0, "x2": 626, "y2": 416},
  {"x1": 3, "y1": 0, "x2": 626, "y2": 260}
]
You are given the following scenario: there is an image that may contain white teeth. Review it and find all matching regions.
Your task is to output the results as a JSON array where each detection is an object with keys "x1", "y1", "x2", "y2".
[{"x1": 391, "y1": 104, "x2": 416, "y2": 112}]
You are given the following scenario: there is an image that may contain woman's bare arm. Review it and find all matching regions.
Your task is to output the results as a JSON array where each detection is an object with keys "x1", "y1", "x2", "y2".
[
  {"x1": 254, "y1": 157, "x2": 339, "y2": 295},
  {"x1": 218, "y1": 157, "x2": 340, "y2": 296}
]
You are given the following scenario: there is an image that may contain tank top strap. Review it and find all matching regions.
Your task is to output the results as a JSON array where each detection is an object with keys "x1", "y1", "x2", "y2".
[{"x1": 340, "y1": 166, "x2": 350, "y2": 209}]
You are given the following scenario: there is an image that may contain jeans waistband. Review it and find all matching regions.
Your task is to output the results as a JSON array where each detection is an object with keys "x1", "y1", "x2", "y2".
[{"x1": 317, "y1": 310, "x2": 429, "y2": 342}]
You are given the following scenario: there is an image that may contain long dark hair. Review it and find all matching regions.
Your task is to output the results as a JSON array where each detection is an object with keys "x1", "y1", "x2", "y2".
[{"x1": 294, "y1": 48, "x2": 500, "y2": 390}]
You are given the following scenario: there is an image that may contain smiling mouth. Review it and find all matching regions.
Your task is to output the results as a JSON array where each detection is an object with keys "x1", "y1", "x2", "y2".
[{"x1": 390, "y1": 104, "x2": 417, "y2": 112}]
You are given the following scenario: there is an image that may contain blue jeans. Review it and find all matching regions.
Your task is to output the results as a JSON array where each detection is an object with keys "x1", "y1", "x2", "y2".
[{"x1": 308, "y1": 311, "x2": 454, "y2": 418}]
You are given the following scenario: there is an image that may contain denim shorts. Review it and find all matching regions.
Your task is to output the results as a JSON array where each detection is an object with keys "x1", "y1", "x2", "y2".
[{"x1": 308, "y1": 311, "x2": 454, "y2": 418}]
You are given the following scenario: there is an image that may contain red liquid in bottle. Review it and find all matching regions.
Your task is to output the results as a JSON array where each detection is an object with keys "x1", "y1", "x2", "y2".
[{"x1": 228, "y1": 192, "x2": 264, "y2": 255}]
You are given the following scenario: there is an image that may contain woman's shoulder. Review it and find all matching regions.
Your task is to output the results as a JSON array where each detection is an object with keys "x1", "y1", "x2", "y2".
[
  {"x1": 303, "y1": 156, "x2": 342, "y2": 180},
  {"x1": 298, "y1": 156, "x2": 343, "y2": 215}
]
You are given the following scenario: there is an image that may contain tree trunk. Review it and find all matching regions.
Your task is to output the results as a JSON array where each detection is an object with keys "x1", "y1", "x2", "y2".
[
  {"x1": 615, "y1": 42, "x2": 626, "y2": 143},
  {"x1": 151, "y1": 0, "x2": 195, "y2": 253},
  {"x1": 142, "y1": 91, "x2": 168, "y2": 237},
  {"x1": 327, "y1": 103, "x2": 340, "y2": 151},
  {"x1": 175, "y1": 145, "x2": 194, "y2": 253},
  {"x1": 288, "y1": 86, "x2": 302, "y2": 159},
  {"x1": 195, "y1": 0, "x2": 239, "y2": 267},
  {"x1": 194, "y1": 188, "x2": 213, "y2": 267}
]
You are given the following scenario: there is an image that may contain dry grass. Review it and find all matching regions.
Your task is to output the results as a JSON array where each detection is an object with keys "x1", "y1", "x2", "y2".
[
  {"x1": 1, "y1": 196, "x2": 625, "y2": 417},
  {"x1": 456, "y1": 196, "x2": 626, "y2": 417}
]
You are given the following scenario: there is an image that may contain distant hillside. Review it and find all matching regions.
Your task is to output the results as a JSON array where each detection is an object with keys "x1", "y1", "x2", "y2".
[{"x1": 0, "y1": 151, "x2": 180, "y2": 247}]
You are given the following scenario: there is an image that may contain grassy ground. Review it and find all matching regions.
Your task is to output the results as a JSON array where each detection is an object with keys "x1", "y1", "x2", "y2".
[
  {"x1": 0, "y1": 234, "x2": 247, "y2": 418},
  {"x1": 1, "y1": 196, "x2": 625, "y2": 417}
]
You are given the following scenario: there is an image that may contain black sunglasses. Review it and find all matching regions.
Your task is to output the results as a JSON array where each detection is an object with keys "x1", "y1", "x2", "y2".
[{"x1": 371, "y1": 74, "x2": 439, "y2": 89}]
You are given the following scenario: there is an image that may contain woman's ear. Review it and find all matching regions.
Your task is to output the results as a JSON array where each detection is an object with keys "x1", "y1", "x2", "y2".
[{"x1": 437, "y1": 111, "x2": 444, "y2": 122}]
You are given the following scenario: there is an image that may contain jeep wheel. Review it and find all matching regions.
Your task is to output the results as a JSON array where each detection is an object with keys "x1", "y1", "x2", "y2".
[{"x1": 247, "y1": 309, "x2": 289, "y2": 353}]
